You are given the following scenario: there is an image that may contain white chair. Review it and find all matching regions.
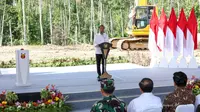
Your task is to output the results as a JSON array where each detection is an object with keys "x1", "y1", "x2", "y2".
[
  {"x1": 143, "y1": 108, "x2": 162, "y2": 112},
  {"x1": 175, "y1": 104, "x2": 195, "y2": 112}
]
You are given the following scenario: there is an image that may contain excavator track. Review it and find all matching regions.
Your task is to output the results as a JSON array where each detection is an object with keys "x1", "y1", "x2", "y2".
[
  {"x1": 109, "y1": 38, "x2": 121, "y2": 49},
  {"x1": 110, "y1": 37, "x2": 148, "y2": 50},
  {"x1": 109, "y1": 38, "x2": 126, "y2": 49}
]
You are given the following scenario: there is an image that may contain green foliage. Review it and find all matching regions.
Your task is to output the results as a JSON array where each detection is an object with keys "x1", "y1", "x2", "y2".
[
  {"x1": 2, "y1": 104, "x2": 71, "y2": 112},
  {"x1": 193, "y1": 87, "x2": 200, "y2": 96},
  {"x1": 0, "y1": 56, "x2": 129, "y2": 68},
  {"x1": 156, "y1": 0, "x2": 200, "y2": 31},
  {"x1": 0, "y1": 86, "x2": 72, "y2": 112},
  {"x1": 5, "y1": 91, "x2": 18, "y2": 104},
  {"x1": 0, "y1": 0, "x2": 133, "y2": 45},
  {"x1": 0, "y1": 0, "x2": 199, "y2": 46},
  {"x1": 194, "y1": 4, "x2": 200, "y2": 33},
  {"x1": 40, "y1": 89, "x2": 51, "y2": 100}
]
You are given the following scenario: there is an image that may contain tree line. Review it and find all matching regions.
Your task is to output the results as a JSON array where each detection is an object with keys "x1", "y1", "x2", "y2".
[{"x1": 0, "y1": 0, "x2": 199, "y2": 46}]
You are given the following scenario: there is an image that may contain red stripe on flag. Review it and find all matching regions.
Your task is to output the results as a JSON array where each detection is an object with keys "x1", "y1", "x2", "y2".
[
  {"x1": 168, "y1": 8, "x2": 177, "y2": 39},
  {"x1": 159, "y1": 8, "x2": 167, "y2": 37},
  {"x1": 177, "y1": 8, "x2": 187, "y2": 39},
  {"x1": 150, "y1": 8, "x2": 158, "y2": 43},
  {"x1": 187, "y1": 7, "x2": 198, "y2": 50}
]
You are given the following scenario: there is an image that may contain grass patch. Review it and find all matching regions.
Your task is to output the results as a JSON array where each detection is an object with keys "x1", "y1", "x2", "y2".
[{"x1": 0, "y1": 56, "x2": 129, "y2": 68}]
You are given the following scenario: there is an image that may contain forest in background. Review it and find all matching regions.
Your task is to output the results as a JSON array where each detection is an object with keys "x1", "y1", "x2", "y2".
[{"x1": 0, "y1": 0, "x2": 199, "y2": 46}]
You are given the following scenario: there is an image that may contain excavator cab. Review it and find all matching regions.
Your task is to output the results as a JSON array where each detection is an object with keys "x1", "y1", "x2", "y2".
[
  {"x1": 129, "y1": 5, "x2": 155, "y2": 37},
  {"x1": 134, "y1": 6, "x2": 154, "y2": 28},
  {"x1": 126, "y1": 6, "x2": 155, "y2": 37},
  {"x1": 135, "y1": 6, "x2": 149, "y2": 29}
]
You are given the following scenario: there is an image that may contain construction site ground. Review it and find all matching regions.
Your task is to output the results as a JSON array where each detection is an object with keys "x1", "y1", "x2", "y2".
[{"x1": 1, "y1": 42, "x2": 200, "y2": 66}]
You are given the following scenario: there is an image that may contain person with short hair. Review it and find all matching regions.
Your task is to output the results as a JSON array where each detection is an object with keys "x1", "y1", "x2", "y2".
[
  {"x1": 128, "y1": 78, "x2": 162, "y2": 112},
  {"x1": 90, "y1": 79, "x2": 127, "y2": 112},
  {"x1": 94, "y1": 25, "x2": 109, "y2": 80},
  {"x1": 162, "y1": 71, "x2": 195, "y2": 112}
]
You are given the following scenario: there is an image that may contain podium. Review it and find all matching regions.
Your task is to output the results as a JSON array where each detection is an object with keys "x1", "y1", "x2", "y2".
[
  {"x1": 16, "y1": 49, "x2": 31, "y2": 86},
  {"x1": 99, "y1": 42, "x2": 112, "y2": 80}
]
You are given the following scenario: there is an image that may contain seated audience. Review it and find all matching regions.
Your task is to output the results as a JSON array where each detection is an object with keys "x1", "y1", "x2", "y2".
[
  {"x1": 90, "y1": 78, "x2": 127, "y2": 112},
  {"x1": 128, "y1": 78, "x2": 162, "y2": 112},
  {"x1": 162, "y1": 71, "x2": 195, "y2": 112}
]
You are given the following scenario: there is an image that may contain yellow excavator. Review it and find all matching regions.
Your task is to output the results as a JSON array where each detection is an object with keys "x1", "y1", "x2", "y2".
[{"x1": 109, "y1": 0, "x2": 157, "y2": 50}]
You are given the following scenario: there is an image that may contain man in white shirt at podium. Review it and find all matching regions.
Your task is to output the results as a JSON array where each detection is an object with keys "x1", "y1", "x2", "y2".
[{"x1": 94, "y1": 25, "x2": 109, "y2": 80}]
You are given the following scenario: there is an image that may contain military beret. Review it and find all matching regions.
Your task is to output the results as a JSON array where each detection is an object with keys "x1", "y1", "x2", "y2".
[{"x1": 100, "y1": 79, "x2": 115, "y2": 90}]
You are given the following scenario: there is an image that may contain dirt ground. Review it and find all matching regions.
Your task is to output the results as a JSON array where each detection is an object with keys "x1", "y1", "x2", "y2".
[
  {"x1": 0, "y1": 44, "x2": 128, "y2": 62},
  {"x1": 1, "y1": 43, "x2": 200, "y2": 66}
]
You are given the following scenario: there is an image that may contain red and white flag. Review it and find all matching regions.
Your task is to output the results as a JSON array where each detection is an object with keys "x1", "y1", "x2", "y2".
[
  {"x1": 186, "y1": 7, "x2": 198, "y2": 57},
  {"x1": 176, "y1": 8, "x2": 187, "y2": 57},
  {"x1": 148, "y1": 8, "x2": 159, "y2": 55},
  {"x1": 165, "y1": 8, "x2": 177, "y2": 57},
  {"x1": 157, "y1": 8, "x2": 167, "y2": 55}
]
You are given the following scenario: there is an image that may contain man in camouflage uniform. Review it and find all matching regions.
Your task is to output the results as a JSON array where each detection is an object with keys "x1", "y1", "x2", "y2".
[
  {"x1": 90, "y1": 79, "x2": 127, "y2": 112},
  {"x1": 162, "y1": 71, "x2": 195, "y2": 112}
]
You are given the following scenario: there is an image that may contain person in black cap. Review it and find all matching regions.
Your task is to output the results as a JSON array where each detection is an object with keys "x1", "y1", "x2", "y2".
[
  {"x1": 162, "y1": 71, "x2": 195, "y2": 112},
  {"x1": 91, "y1": 79, "x2": 127, "y2": 112},
  {"x1": 93, "y1": 25, "x2": 109, "y2": 80}
]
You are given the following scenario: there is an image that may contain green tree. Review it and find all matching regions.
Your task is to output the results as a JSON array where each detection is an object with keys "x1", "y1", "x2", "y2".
[{"x1": 0, "y1": 0, "x2": 199, "y2": 46}]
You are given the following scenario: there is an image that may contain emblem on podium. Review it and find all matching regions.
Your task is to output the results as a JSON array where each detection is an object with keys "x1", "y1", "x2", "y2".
[
  {"x1": 104, "y1": 44, "x2": 108, "y2": 49},
  {"x1": 21, "y1": 53, "x2": 26, "y2": 59}
]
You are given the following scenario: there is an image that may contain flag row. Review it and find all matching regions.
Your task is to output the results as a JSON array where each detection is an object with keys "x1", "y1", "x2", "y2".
[{"x1": 148, "y1": 7, "x2": 198, "y2": 58}]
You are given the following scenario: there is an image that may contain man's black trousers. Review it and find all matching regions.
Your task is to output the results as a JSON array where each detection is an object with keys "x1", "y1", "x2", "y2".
[{"x1": 96, "y1": 54, "x2": 104, "y2": 76}]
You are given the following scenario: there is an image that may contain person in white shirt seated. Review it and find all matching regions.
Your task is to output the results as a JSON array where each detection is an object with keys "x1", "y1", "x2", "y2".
[
  {"x1": 93, "y1": 25, "x2": 109, "y2": 80},
  {"x1": 128, "y1": 78, "x2": 162, "y2": 112}
]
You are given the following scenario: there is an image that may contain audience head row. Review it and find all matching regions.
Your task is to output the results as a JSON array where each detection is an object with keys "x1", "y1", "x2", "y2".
[{"x1": 92, "y1": 71, "x2": 198, "y2": 112}]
